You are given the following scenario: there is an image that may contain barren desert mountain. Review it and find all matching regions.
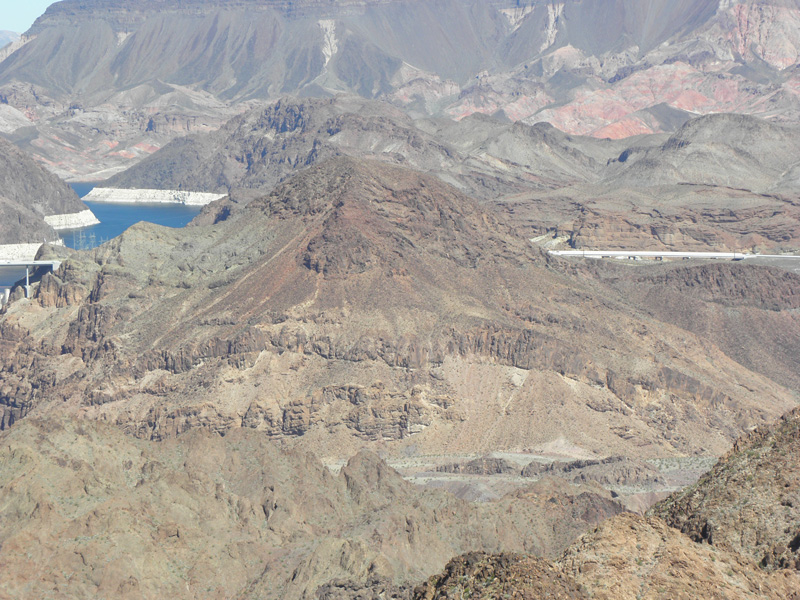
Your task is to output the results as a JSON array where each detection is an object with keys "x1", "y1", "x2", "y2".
[
  {"x1": 595, "y1": 260, "x2": 800, "y2": 392},
  {"x1": 1, "y1": 1, "x2": 800, "y2": 597},
  {"x1": 603, "y1": 113, "x2": 800, "y2": 191},
  {"x1": 498, "y1": 112, "x2": 800, "y2": 253},
  {"x1": 0, "y1": 136, "x2": 92, "y2": 245},
  {"x1": 0, "y1": 159, "x2": 796, "y2": 466},
  {"x1": 0, "y1": 416, "x2": 623, "y2": 599},
  {"x1": 4, "y1": 0, "x2": 800, "y2": 177}
]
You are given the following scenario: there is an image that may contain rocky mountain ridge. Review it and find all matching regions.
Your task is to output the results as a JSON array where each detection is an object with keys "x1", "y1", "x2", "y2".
[
  {"x1": 1, "y1": 158, "x2": 795, "y2": 463},
  {"x1": 102, "y1": 96, "x2": 622, "y2": 199},
  {"x1": 0, "y1": 136, "x2": 94, "y2": 248}
]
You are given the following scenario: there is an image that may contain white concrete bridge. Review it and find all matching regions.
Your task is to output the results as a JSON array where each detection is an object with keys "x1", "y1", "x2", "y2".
[{"x1": 0, "y1": 260, "x2": 62, "y2": 306}]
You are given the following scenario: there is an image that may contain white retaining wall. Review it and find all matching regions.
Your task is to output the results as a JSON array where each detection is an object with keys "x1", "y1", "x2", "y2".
[
  {"x1": 84, "y1": 188, "x2": 226, "y2": 206},
  {"x1": 0, "y1": 240, "x2": 64, "y2": 261},
  {"x1": 44, "y1": 209, "x2": 100, "y2": 230}
]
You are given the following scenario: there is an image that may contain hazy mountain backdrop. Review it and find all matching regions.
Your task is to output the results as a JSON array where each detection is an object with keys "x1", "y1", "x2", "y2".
[{"x1": 2, "y1": 0, "x2": 800, "y2": 179}]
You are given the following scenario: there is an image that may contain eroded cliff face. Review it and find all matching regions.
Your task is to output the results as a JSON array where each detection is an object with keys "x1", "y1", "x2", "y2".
[{"x1": 0, "y1": 159, "x2": 795, "y2": 461}]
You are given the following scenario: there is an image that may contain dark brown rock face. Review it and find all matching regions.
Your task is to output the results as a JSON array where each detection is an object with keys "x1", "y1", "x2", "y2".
[
  {"x1": 413, "y1": 552, "x2": 589, "y2": 600},
  {"x1": 521, "y1": 456, "x2": 665, "y2": 488},
  {"x1": 436, "y1": 457, "x2": 518, "y2": 476}
]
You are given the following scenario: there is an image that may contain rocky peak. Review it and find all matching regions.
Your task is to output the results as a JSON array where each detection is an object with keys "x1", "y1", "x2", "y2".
[
  {"x1": 256, "y1": 158, "x2": 483, "y2": 226},
  {"x1": 340, "y1": 448, "x2": 410, "y2": 505},
  {"x1": 245, "y1": 97, "x2": 332, "y2": 135},
  {"x1": 251, "y1": 157, "x2": 514, "y2": 275},
  {"x1": 654, "y1": 405, "x2": 800, "y2": 571}
]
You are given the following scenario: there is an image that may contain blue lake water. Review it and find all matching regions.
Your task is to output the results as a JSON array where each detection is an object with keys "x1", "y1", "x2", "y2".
[
  {"x1": 0, "y1": 266, "x2": 30, "y2": 288},
  {"x1": 1, "y1": 184, "x2": 204, "y2": 287},
  {"x1": 63, "y1": 183, "x2": 202, "y2": 250}
]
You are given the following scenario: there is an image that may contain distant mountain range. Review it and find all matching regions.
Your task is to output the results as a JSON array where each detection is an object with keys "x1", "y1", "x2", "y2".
[
  {"x1": 2, "y1": 0, "x2": 800, "y2": 178},
  {"x1": 104, "y1": 96, "x2": 800, "y2": 255},
  {"x1": 0, "y1": 31, "x2": 19, "y2": 48}
]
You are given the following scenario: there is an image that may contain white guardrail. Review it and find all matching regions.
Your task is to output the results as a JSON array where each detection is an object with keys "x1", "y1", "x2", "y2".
[
  {"x1": 547, "y1": 250, "x2": 748, "y2": 260},
  {"x1": 0, "y1": 261, "x2": 62, "y2": 304},
  {"x1": 547, "y1": 250, "x2": 800, "y2": 261}
]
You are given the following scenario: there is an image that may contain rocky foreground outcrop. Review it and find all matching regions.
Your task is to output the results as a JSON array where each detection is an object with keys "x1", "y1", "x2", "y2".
[
  {"x1": 0, "y1": 417, "x2": 623, "y2": 599},
  {"x1": 397, "y1": 407, "x2": 800, "y2": 600},
  {"x1": 655, "y1": 406, "x2": 800, "y2": 571},
  {"x1": 414, "y1": 552, "x2": 588, "y2": 600}
]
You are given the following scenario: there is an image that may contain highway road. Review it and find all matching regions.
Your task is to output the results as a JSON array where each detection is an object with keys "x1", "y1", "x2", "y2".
[
  {"x1": 741, "y1": 255, "x2": 800, "y2": 273},
  {"x1": 546, "y1": 249, "x2": 800, "y2": 272}
]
